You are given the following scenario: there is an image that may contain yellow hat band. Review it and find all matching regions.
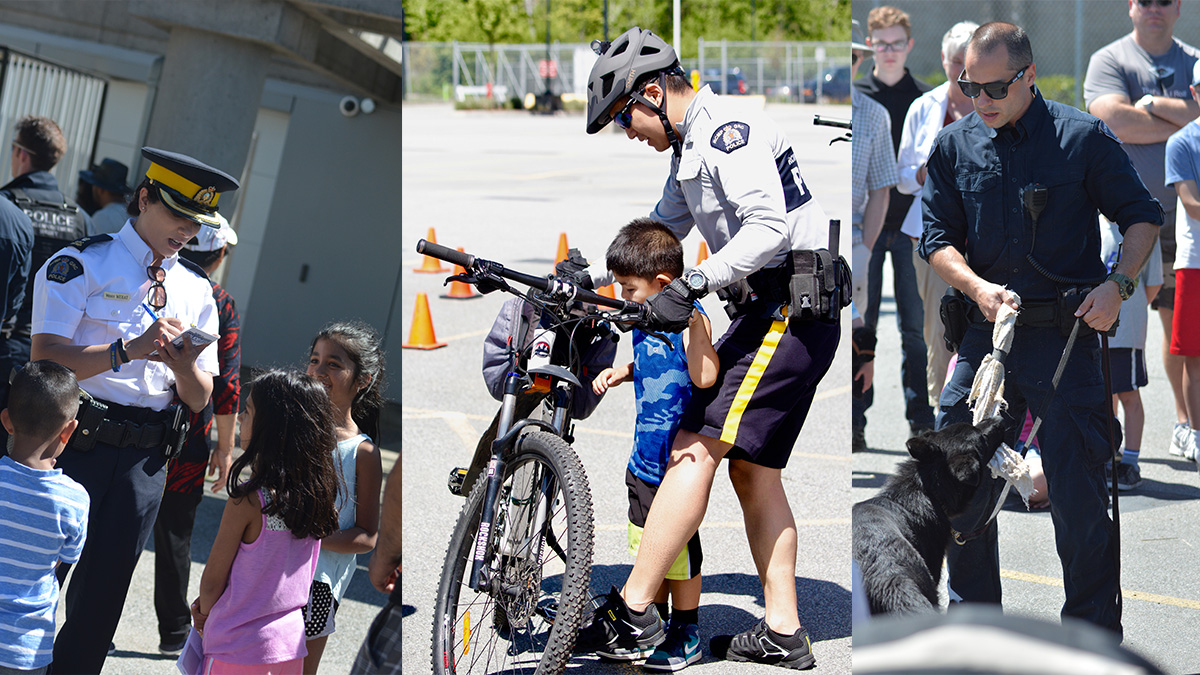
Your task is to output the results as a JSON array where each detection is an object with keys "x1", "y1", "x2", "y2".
[{"x1": 146, "y1": 162, "x2": 221, "y2": 208}]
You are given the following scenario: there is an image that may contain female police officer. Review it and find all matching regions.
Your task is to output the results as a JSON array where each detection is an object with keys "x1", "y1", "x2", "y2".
[{"x1": 30, "y1": 147, "x2": 237, "y2": 673}]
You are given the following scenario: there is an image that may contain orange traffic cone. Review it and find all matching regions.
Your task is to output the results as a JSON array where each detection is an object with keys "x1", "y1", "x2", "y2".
[
  {"x1": 555, "y1": 233, "x2": 570, "y2": 264},
  {"x1": 597, "y1": 284, "x2": 616, "y2": 299},
  {"x1": 402, "y1": 293, "x2": 448, "y2": 349},
  {"x1": 415, "y1": 227, "x2": 450, "y2": 273},
  {"x1": 443, "y1": 248, "x2": 478, "y2": 299},
  {"x1": 696, "y1": 240, "x2": 709, "y2": 265}
]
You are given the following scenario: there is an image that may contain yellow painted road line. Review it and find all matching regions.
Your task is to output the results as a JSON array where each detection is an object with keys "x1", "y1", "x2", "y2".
[
  {"x1": 595, "y1": 518, "x2": 849, "y2": 532},
  {"x1": 1001, "y1": 569, "x2": 1200, "y2": 610},
  {"x1": 402, "y1": 407, "x2": 850, "y2": 461}
]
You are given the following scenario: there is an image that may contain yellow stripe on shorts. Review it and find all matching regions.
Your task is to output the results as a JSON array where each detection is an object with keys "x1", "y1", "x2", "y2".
[{"x1": 721, "y1": 317, "x2": 789, "y2": 445}]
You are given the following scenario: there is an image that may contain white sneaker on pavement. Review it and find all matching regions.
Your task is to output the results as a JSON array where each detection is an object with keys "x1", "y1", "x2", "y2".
[{"x1": 1171, "y1": 423, "x2": 1191, "y2": 457}]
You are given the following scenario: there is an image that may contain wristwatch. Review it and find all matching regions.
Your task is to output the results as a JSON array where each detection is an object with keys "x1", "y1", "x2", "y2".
[
  {"x1": 1106, "y1": 272, "x2": 1138, "y2": 301},
  {"x1": 684, "y1": 268, "x2": 709, "y2": 298}
]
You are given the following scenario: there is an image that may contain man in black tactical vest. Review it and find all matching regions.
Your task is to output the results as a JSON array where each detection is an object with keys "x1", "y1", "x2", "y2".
[{"x1": 1, "y1": 116, "x2": 92, "y2": 445}]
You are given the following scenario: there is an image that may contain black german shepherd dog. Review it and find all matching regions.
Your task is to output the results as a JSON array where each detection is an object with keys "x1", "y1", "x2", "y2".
[{"x1": 853, "y1": 417, "x2": 1008, "y2": 616}]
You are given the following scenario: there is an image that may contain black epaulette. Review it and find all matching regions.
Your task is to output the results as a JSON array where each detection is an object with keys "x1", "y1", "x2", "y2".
[
  {"x1": 68, "y1": 234, "x2": 113, "y2": 251},
  {"x1": 176, "y1": 256, "x2": 210, "y2": 280}
]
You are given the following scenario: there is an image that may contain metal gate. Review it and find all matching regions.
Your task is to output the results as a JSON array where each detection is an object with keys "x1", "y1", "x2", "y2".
[{"x1": 0, "y1": 47, "x2": 107, "y2": 188}]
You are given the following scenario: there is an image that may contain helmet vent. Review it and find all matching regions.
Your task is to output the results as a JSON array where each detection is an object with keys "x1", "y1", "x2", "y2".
[
  {"x1": 601, "y1": 73, "x2": 615, "y2": 96},
  {"x1": 612, "y1": 41, "x2": 629, "y2": 56}
]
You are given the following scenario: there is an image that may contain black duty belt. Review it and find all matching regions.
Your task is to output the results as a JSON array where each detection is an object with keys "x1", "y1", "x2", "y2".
[
  {"x1": 967, "y1": 302, "x2": 1057, "y2": 328},
  {"x1": 91, "y1": 398, "x2": 173, "y2": 450}
]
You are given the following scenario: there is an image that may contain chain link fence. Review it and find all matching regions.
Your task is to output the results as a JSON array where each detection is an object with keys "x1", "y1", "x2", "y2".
[
  {"x1": 401, "y1": 40, "x2": 853, "y2": 105},
  {"x1": 854, "y1": 0, "x2": 1200, "y2": 110}
]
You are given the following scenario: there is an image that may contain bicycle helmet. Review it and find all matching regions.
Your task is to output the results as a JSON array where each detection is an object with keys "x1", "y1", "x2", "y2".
[{"x1": 585, "y1": 26, "x2": 681, "y2": 135}]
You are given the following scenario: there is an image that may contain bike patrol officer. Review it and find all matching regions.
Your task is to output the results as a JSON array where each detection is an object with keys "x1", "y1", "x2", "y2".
[
  {"x1": 575, "y1": 26, "x2": 842, "y2": 668},
  {"x1": 31, "y1": 147, "x2": 236, "y2": 672},
  {"x1": 919, "y1": 23, "x2": 1161, "y2": 637}
]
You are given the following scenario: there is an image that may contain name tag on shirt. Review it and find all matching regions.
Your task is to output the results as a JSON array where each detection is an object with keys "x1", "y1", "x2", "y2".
[{"x1": 103, "y1": 292, "x2": 131, "y2": 301}]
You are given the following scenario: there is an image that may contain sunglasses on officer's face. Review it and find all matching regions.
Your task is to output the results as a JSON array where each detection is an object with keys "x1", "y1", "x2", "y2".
[
  {"x1": 1137, "y1": 0, "x2": 1175, "y2": 7},
  {"x1": 957, "y1": 67, "x2": 1028, "y2": 100}
]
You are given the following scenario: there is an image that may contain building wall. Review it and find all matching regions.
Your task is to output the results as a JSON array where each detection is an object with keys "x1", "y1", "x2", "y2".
[{"x1": 238, "y1": 90, "x2": 403, "y2": 386}]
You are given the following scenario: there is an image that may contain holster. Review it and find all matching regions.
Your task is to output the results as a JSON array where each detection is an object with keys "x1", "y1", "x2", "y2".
[
  {"x1": 939, "y1": 288, "x2": 970, "y2": 353},
  {"x1": 165, "y1": 404, "x2": 190, "y2": 460},
  {"x1": 69, "y1": 393, "x2": 108, "y2": 453},
  {"x1": 788, "y1": 249, "x2": 851, "y2": 323}
]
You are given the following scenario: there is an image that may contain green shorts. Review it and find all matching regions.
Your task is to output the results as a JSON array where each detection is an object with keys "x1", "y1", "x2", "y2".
[{"x1": 626, "y1": 468, "x2": 702, "y2": 580}]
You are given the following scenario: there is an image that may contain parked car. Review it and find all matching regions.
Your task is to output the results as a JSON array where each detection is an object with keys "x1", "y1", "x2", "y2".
[
  {"x1": 703, "y1": 67, "x2": 748, "y2": 95},
  {"x1": 803, "y1": 65, "x2": 852, "y2": 103}
]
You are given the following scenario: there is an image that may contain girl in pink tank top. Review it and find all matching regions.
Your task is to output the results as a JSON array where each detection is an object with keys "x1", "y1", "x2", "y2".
[{"x1": 187, "y1": 370, "x2": 342, "y2": 674}]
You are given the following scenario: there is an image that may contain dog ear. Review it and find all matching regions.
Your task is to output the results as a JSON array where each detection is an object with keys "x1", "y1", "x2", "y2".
[{"x1": 907, "y1": 435, "x2": 940, "y2": 463}]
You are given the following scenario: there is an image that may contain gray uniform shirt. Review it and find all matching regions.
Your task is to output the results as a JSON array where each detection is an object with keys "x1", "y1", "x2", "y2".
[
  {"x1": 1085, "y1": 34, "x2": 1200, "y2": 208},
  {"x1": 593, "y1": 86, "x2": 829, "y2": 291}
]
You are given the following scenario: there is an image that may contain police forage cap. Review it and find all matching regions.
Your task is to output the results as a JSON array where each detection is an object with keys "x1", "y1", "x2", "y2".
[
  {"x1": 585, "y1": 26, "x2": 680, "y2": 134},
  {"x1": 185, "y1": 211, "x2": 238, "y2": 251},
  {"x1": 141, "y1": 147, "x2": 239, "y2": 228}
]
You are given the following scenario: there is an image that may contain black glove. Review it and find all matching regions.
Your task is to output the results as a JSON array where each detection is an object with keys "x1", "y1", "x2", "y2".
[
  {"x1": 642, "y1": 278, "x2": 696, "y2": 333},
  {"x1": 554, "y1": 248, "x2": 594, "y2": 290},
  {"x1": 852, "y1": 326, "x2": 876, "y2": 399}
]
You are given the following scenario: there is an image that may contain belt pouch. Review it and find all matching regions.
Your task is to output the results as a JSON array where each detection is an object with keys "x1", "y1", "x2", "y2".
[
  {"x1": 940, "y1": 288, "x2": 969, "y2": 352},
  {"x1": 164, "y1": 404, "x2": 190, "y2": 459},
  {"x1": 788, "y1": 249, "x2": 848, "y2": 322},
  {"x1": 69, "y1": 394, "x2": 108, "y2": 452}
]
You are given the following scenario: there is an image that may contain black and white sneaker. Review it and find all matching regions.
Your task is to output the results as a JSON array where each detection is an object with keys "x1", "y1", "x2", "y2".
[
  {"x1": 574, "y1": 586, "x2": 665, "y2": 660},
  {"x1": 710, "y1": 619, "x2": 815, "y2": 670}
]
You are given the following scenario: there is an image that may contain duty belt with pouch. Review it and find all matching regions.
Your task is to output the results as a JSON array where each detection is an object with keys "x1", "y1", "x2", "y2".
[
  {"x1": 69, "y1": 394, "x2": 190, "y2": 458},
  {"x1": 955, "y1": 288, "x2": 1117, "y2": 338}
]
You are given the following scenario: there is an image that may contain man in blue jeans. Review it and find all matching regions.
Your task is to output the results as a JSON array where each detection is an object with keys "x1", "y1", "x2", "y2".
[{"x1": 853, "y1": 5, "x2": 936, "y2": 442}]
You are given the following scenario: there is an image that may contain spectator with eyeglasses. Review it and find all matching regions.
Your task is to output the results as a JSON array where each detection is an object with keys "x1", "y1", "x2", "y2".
[
  {"x1": 853, "y1": 5, "x2": 937, "y2": 452},
  {"x1": 919, "y1": 22, "x2": 1162, "y2": 638},
  {"x1": 1086, "y1": 0, "x2": 1200, "y2": 462},
  {"x1": 29, "y1": 146, "x2": 235, "y2": 673}
]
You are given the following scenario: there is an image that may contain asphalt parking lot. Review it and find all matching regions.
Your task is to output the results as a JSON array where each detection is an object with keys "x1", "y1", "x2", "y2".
[
  {"x1": 401, "y1": 99, "x2": 853, "y2": 673},
  {"x1": 854, "y1": 264, "x2": 1200, "y2": 675}
]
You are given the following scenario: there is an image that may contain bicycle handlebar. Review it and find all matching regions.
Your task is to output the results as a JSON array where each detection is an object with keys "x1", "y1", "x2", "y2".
[{"x1": 416, "y1": 239, "x2": 644, "y2": 316}]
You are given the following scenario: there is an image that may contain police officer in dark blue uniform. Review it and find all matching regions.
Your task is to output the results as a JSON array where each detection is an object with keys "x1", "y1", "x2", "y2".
[
  {"x1": 31, "y1": 147, "x2": 237, "y2": 672},
  {"x1": 919, "y1": 22, "x2": 1162, "y2": 636}
]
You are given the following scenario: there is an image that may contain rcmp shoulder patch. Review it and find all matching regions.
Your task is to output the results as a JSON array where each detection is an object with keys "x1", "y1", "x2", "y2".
[
  {"x1": 711, "y1": 121, "x2": 751, "y2": 154},
  {"x1": 46, "y1": 255, "x2": 83, "y2": 284},
  {"x1": 69, "y1": 234, "x2": 113, "y2": 251}
]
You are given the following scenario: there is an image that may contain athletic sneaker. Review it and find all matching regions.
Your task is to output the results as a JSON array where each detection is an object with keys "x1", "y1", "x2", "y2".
[
  {"x1": 1170, "y1": 423, "x2": 1191, "y2": 458},
  {"x1": 710, "y1": 619, "x2": 815, "y2": 670},
  {"x1": 644, "y1": 621, "x2": 701, "y2": 671},
  {"x1": 1115, "y1": 463, "x2": 1142, "y2": 491},
  {"x1": 158, "y1": 636, "x2": 187, "y2": 655},
  {"x1": 574, "y1": 586, "x2": 665, "y2": 660}
]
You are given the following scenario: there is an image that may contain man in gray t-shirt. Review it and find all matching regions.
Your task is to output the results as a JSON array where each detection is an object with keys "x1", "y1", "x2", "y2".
[{"x1": 1085, "y1": 0, "x2": 1199, "y2": 455}]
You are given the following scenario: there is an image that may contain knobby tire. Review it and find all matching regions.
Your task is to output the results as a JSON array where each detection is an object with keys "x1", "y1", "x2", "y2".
[{"x1": 432, "y1": 431, "x2": 594, "y2": 675}]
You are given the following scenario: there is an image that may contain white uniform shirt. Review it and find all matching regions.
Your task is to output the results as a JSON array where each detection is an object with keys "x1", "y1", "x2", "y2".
[
  {"x1": 896, "y1": 82, "x2": 952, "y2": 239},
  {"x1": 651, "y1": 86, "x2": 830, "y2": 290},
  {"x1": 31, "y1": 220, "x2": 219, "y2": 410}
]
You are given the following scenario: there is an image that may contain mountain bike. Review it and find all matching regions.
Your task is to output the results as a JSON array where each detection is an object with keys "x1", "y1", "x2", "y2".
[{"x1": 417, "y1": 239, "x2": 649, "y2": 675}]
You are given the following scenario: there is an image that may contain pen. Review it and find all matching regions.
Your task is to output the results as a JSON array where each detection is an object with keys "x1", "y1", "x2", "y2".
[{"x1": 142, "y1": 303, "x2": 160, "y2": 322}]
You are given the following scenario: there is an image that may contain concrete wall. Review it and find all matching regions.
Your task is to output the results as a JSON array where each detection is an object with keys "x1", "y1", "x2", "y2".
[{"x1": 238, "y1": 89, "x2": 403, "y2": 383}]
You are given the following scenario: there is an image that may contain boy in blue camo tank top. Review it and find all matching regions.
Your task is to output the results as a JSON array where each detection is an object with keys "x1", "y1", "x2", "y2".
[{"x1": 591, "y1": 218, "x2": 719, "y2": 670}]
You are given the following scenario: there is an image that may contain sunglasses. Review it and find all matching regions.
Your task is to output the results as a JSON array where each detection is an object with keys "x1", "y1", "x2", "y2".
[
  {"x1": 146, "y1": 265, "x2": 167, "y2": 312},
  {"x1": 1136, "y1": 0, "x2": 1175, "y2": 7},
  {"x1": 871, "y1": 39, "x2": 908, "y2": 53},
  {"x1": 957, "y1": 67, "x2": 1028, "y2": 100},
  {"x1": 614, "y1": 93, "x2": 643, "y2": 130}
]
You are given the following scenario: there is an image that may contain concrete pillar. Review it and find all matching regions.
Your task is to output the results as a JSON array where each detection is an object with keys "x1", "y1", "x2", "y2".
[{"x1": 142, "y1": 26, "x2": 271, "y2": 213}]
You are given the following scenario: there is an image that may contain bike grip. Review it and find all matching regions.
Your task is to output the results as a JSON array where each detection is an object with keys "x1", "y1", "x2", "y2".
[{"x1": 416, "y1": 239, "x2": 474, "y2": 268}]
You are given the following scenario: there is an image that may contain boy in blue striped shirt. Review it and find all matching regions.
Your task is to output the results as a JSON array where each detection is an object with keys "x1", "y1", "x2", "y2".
[{"x1": 0, "y1": 361, "x2": 88, "y2": 674}]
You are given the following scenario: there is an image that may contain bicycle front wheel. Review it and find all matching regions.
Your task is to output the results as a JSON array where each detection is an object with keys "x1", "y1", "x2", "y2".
[{"x1": 432, "y1": 430, "x2": 594, "y2": 675}]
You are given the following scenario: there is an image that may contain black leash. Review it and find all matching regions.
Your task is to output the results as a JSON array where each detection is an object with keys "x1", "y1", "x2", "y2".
[{"x1": 1100, "y1": 329, "x2": 1123, "y2": 625}]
